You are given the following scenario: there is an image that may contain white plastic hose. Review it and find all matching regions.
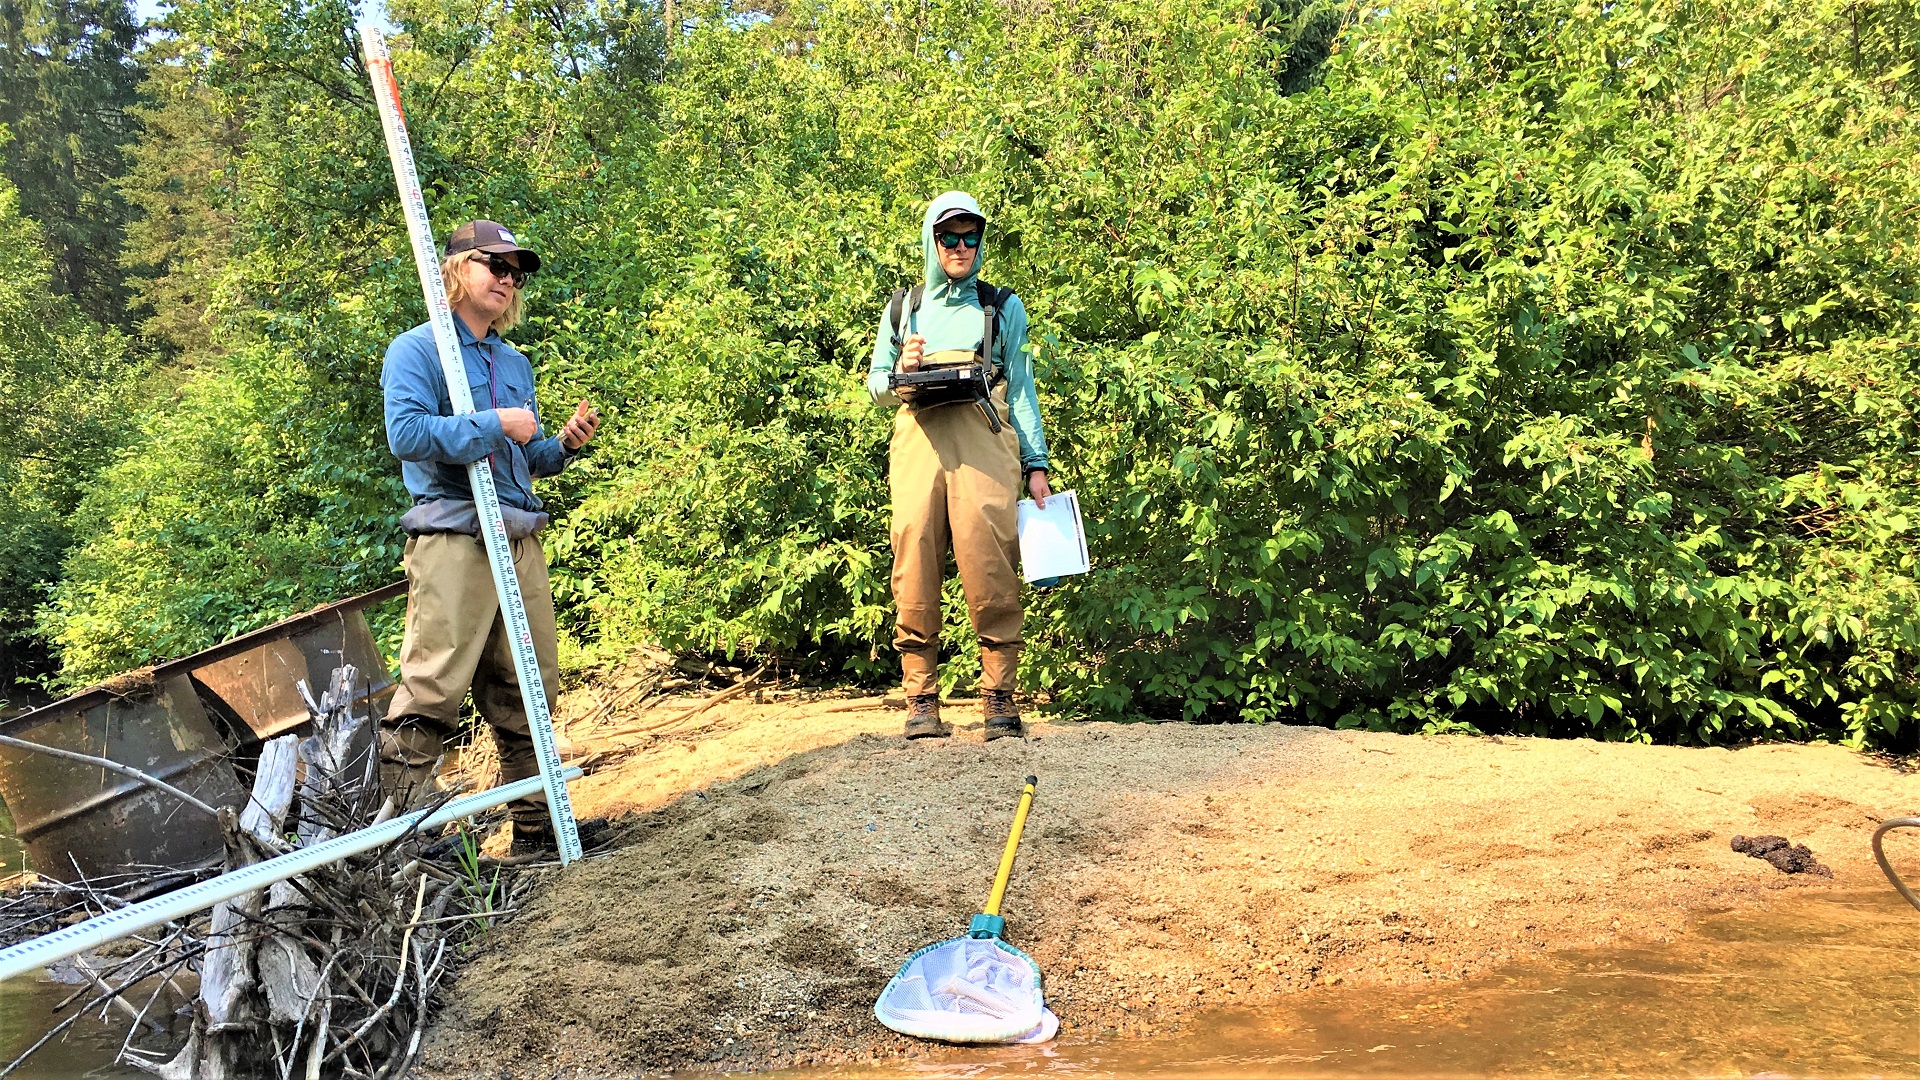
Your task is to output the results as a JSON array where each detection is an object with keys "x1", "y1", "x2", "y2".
[{"x1": 0, "y1": 769, "x2": 580, "y2": 982}]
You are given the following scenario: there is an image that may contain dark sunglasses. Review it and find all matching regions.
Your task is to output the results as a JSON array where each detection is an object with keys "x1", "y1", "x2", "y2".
[
  {"x1": 936, "y1": 231, "x2": 982, "y2": 250},
  {"x1": 470, "y1": 252, "x2": 528, "y2": 287}
]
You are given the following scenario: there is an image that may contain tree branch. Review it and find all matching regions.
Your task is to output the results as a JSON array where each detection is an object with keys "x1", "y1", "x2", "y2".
[{"x1": 0, "y1": 734, "x2": 222, "y2": 819}]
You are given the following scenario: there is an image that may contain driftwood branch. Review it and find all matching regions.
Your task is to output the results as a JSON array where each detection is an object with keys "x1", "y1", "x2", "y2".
[
  {"x1": 2, "y1": 663, "x2": 560, "y2": 1080},
  {"x1": 0, "y1": 734, "x2": 221, "y2": 819},
  {"x1": 597, "y1": 665, "x2": 771, "y2": 742}
]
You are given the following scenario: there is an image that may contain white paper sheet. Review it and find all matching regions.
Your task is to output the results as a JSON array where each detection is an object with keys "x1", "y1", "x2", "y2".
[{"x1": 1017, "y1": 489, "x2": 1090, "y2": 583}]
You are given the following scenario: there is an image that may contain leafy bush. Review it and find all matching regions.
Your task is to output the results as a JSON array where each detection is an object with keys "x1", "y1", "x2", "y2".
[
  {"x1": 1021, "y1": 0, "x2": 1920, "y2": 748},
  {"x1": 0, "y1": 175, "x2": 142, "y2": 686},
  {"x1": 37, "y1": 0, "x2": 1920, "y2": 750}
]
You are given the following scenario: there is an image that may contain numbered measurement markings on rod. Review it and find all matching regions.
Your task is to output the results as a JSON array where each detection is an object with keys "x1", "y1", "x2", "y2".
[{"x1": 359, "y1": 25, "x2": 581, "y2": 863}]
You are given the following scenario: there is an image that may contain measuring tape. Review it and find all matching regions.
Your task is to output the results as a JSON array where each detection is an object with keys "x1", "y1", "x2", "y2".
[
  {"x1": 0, "y1": 769, "x2": 581, "y2": 982},
  {"x1": 361, "y1": 26, "x2": 581, "y2": 865}
]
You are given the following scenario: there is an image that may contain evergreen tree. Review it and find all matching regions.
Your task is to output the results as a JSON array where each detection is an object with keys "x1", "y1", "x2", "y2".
[
  {"x1": 119, "y1": 36, "x2": 239, "y2": 362},
  {"x1": 0, "y1": 0, "x2": 142, "y2": 327}
]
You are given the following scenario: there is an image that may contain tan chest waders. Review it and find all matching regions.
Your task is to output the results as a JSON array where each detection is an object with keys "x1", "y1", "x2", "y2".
[{"x1": 889, "y1": 350, "x2": 1024, "y2": 698}]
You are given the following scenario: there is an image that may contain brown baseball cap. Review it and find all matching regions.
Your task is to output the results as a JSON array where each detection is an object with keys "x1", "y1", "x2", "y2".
[{"x1": 444, "y1": 220, "x2": 542, "y2": 274}]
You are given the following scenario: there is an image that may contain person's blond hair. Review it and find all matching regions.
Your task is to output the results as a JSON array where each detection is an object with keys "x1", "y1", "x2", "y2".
[{"x1": 442, "y1": 252, "x2": 524, "y2": 334}]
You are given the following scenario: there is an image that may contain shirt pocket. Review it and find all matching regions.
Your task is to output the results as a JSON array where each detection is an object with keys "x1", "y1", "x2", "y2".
[
  {"x1": 493, "y1": 367, "x2": 532, "y2": 412},
  {"x1": 460, "y1": 375, "x2": 495, "y2": 412},
  {"x1": 500, "y1": 376, "x2": 533, "y2": 416}
]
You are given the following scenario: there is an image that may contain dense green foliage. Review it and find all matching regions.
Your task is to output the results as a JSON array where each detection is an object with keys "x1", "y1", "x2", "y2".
[
  {"x1": 0, "y1": 0, "x2": 142, "y2": 325},
  {"x1": 21, "y1": 0, "x2": 1920, "y2": 749},
  {"x1": 0, "y1": 176, "x2": 141, "y2": 687},
  {"x1": 0, "y1": 0, "x2": 147, "y2": 686},
  {"x1": 118, "y1": 36, "x2": 241, "y2": 362}
]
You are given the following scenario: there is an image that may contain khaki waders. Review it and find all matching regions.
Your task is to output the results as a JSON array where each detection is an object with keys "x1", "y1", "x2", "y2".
[
  {"x1": 379, "y1": 531, "x2": 558, "y2": 828},
  {"x1": 890, "y1": 352, "x2": 1024, "y2": 696}
]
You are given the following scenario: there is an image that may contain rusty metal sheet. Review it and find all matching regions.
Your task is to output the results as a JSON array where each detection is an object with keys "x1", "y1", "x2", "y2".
[
  {"x1": 0, "y1": 582, "x2": 406, "y2": 882},
  {"x1": 190, "y1": 605, "x2": 397, "y2": 744},
  {"x1": 0, "y1": 676, "x2": 243, "y2": 883},
  {"x1": 0, "y1": 580, "x2": 404, "y2": 741}
]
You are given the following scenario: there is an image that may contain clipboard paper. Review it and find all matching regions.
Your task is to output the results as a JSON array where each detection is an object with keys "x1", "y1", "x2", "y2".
[{"x1": 1016, "y1": 490, "x2": 1090, "y2": 583}]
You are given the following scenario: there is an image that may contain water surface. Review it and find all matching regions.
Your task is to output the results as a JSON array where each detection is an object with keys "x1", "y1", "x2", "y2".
[
  {"x1": 0, "y1": 797, "x2": 26, "y2": 882},
  {"x1": 3, "y1": 883, "x2": 1914, "y2": 1077},
  {"x1": 2, "y1": 796, "x2": 151, "y2": 1079},
  {"x1": 0, "y1": 972, "x2": 151, "y2": 1079},
  {"x1": 769, "y1": 887, "x2": 1919, "y2": 1078}
]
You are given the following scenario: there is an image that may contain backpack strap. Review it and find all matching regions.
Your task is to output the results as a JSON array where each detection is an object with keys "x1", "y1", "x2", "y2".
[
  {"x1": 887, "y1": 286, "x2": 907, "y2": 348},
  {"x1": 975, "y1": 279, "x2": 1011, "y2": 382},
  {"x1": 888, "y1": 285, "x2": 925, "y2": 349}
]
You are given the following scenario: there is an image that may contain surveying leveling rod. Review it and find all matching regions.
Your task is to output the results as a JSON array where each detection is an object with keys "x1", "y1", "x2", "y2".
[{"x1": 360, "y1": 25, "x2": 582, "y2": 864}]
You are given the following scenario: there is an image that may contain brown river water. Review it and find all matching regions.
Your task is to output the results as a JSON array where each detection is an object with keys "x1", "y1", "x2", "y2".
[
  {"x1": 2, "y1": 859, "x2": 1915, "y2": 1078},
  {"x1": 762, "y1": 887, "x2": 1918, "y2": 1080}
]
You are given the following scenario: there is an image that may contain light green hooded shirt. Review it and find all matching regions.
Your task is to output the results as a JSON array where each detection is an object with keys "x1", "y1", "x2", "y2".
[{"x1": 867, "y1": 191, "x2": 1049, "y2": 473}]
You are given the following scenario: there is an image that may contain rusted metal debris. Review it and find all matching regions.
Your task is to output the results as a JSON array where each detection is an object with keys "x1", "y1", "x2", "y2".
[{"x1": 0, "y1": 582, "x2": 404, "y2": 884}]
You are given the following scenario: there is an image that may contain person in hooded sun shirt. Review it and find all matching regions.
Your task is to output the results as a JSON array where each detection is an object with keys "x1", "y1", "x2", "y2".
[{"x1": 868, "y1": 192, "x2": 1052, "y2": 741}]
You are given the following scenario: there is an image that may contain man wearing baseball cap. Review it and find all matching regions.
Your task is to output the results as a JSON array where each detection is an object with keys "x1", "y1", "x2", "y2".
[{"x1": 378, "y1": 220, "x2": 599, "y2": 855}]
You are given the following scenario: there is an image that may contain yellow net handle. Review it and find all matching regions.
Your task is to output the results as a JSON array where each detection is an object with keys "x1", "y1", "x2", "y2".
[{"x1": 983, "y1": 776, "x2": 1038, "y2": 917}]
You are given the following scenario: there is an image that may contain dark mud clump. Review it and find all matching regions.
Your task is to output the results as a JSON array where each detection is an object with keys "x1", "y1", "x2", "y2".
[
  {"x1": 1731, "y1": 834, "x2": 1833, "y2": 877},
  {"x1": 96, "y1": 665, "x2": 158, "y2": 699}
]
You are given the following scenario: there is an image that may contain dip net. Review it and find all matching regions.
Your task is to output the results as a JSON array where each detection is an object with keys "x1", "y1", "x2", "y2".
[
  {"x1": 873, "y1": 775, "x2": 1057, "y2": 1044},
  {"x1": 873, "y1": 933, "x2": 1057, "y2": 1043}
]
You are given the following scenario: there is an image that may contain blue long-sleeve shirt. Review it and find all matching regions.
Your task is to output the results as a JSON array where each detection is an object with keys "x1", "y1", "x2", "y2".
[{"x1": 381, "y1": 314, "x2": 568, "y2": 512}]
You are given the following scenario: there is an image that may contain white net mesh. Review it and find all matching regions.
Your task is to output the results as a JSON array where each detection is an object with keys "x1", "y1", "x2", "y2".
[{"x1": 873, "y1": 935, "x2": 1056, "y2": 1043}]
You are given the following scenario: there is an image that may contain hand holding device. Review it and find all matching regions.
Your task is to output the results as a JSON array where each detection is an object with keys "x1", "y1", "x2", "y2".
[
  {"x1": 560, "y1": 400, "x2": 600, "y2": 450},
  {"x1": 497, "y1": 407, "x2": 538, "y2": 444}
]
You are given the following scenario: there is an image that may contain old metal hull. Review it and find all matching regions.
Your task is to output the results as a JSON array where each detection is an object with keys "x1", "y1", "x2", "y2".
[
  {"x1": 0, "y1": 582, "x2": 405, "y2": 883},
  {"x1": 0, "y1": 676, "x2": 242, "y2": 882}
]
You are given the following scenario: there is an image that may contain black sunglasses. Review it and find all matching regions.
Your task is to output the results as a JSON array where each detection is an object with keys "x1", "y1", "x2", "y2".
[
  {"x1": 936, "y1": 231, "x2": 982, "y2": 250},
  {"x1": 469, "y1": 252, "x2": 528, "y2": 287}
]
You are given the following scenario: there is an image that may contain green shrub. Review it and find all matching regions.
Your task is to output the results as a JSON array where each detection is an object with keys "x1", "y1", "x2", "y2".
[
  {"x1": 0, "y1": 176, "x2": 142, "y2": 685},
  {"x1": 39, "y1": 0, "x2": 1920, "y2": 750}
]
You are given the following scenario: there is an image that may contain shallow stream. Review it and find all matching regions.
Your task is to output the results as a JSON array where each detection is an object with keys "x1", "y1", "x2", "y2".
[
  {"x1": 765, "y1": 886, "x2": 1919, "y2": 1079},
  {"x1": 0, "y1": 798, "x2": 26, "y2": 882},
  {"x1": 2, "y1": 878, "x2": 1915, "y2": 1078},
  {"x1": 1, "y1": 795, "x2": 155, "y2": 1080},
  {"x1": 0, "y1": 970, "x2": 150, "y2": 1079}
]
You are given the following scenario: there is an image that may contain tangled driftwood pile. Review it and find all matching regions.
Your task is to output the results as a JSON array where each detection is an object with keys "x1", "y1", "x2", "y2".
[
  {"x1": 1, "y1": 666, "x2": 541, "y2": 1080},
  {"x1": 529, "y1": 651, "x2": 786, "y2": 775}
]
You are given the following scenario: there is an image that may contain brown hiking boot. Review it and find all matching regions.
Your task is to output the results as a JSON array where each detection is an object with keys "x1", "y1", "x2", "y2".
[
  {"x1": 983, "y1": 690, "x2": 1022, "y2": 741},
  {"x1": 508, "y1": 818, "x2": 556, "y2": 858},
  {"x1": 903, "y1": 694, "x2": 949, "y2": 739},
  {"x1": 505, "y1": 816, "x2": 611, "y2": 860},
  {"x1": 377, "y1": 720, "x2": 445, "y2": 813}
]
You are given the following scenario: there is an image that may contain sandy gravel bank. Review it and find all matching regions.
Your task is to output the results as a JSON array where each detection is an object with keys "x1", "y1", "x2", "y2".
[{"x1": 419, "y1": 694, "x2": 1916, "y2": 1076}]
